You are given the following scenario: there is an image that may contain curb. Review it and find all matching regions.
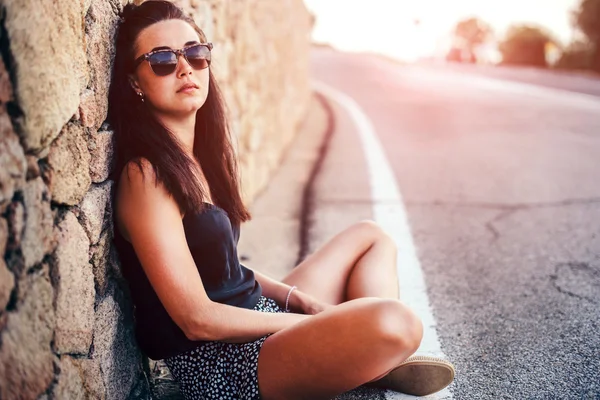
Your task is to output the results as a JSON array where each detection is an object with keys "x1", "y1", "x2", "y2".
[{"x1": 296, "y1": 90, "x2": 336, "y2": 266}]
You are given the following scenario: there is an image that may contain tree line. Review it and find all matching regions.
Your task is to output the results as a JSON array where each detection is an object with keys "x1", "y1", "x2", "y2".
[{"x1": 448, "y1": 0, "x2": 600, "y2": 72}]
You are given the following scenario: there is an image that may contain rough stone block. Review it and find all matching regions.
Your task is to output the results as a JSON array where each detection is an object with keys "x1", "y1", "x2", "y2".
[
  {"x1": 94, "y1": 288, "x2": 144, "y2": 400},
  {"x1": 71, "y1": 357, "x2": 107, "y2": 400},
  {"x1": 0, "y1": 216, "x2": 9, "y2": 255},
  {"x1": 83, "y1": 0, "x2": 119, "y2": 132},
  {"x1": 0, "y1": 257, "x2": 14, "y2": 310},
  {"x1": 47, "y1": 123, "x2": 92, "y2": 206},
  {"x1": 22, "y1": 177, "x2": 55, "y2": 270},
  {"x1": 52, "y1": 211, "x2": 95, "y2": 355},
  {"x1": 79, "y1": 89, "x2": 104, "y2": 130},
  {"x1": 0, "y1": 112, "x2": 27, "y2": 206},
  {"x1": 53, "y1": 355, "x2": 87, "y2": 400},
  {"x1": 2, "y1": 0, "x2": 88, "y2": 152},
  {"x1": 0, "y1": 218, "x2": 8, "y2": 307},
  {"x1": 0, "y1": 56, "x2": 13, "y2": 103},
  {"x1": 90, "y1": 228, "x2": 112, "y2": 297},
  {"x1": 25, "y1": 155, "x2": 41, "y2": 180},
  {"x1": 0, "y1": 271, "x2": 56, "y2": 400},
  {"x1": 89, "y1": 129, "x2": 115, "y2": 183},
  {"x1": 79, "y1": 181, "x2": 113, "y2": 245},
  {"x1": 6, "y1": 201, "x2": 24, "y2": 254}
]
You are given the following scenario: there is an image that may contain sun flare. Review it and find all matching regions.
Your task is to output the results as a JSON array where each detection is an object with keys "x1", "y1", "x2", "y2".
[{"x1": 304, "y1": 0, "x2": 578, "y2": 62}]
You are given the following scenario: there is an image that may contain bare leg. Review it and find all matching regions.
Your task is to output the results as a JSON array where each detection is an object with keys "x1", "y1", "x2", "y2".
[
  {"x1": 282, "y1": 220, "x2": 400, "y2": 304},
  {"x1": 254, "y1": 220, "x2": 422, "y2": 398},
  {"x1": 257, "y1": 298, "x2": 423, "y2": 400},
  {"x1": 262, "y1": 220, "x2": 452, "y2": 397},
  {"x1": 346, "y1": 229, "x2": 399, "y2": 300}
]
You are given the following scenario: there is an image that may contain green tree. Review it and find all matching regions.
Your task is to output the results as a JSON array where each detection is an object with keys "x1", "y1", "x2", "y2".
[
  {"x1": 453, "y1": 17, "x2": 493, "y2": 62},
  {"x1": 554, "y1": 40, "x2": 595, "y2": 70},
  {"x1": 573, "y1": 0, "x2": 600, "y2": 71},
  {"x1": 499, "y1": 25, "x2": 556, "y2": 67}
]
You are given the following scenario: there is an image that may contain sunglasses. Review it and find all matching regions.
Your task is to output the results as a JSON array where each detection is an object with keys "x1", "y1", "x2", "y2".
[{"x1": 133, "y1": 43, "x2": 213, "y2": 76}]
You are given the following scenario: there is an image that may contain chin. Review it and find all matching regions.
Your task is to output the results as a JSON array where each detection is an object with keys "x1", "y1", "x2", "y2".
[
  {"x1": 179, "y1": 99, "x2": 206, "y2": 113},
  {"x1": 190, "y1": 101, "x2": 206, "y2": 113},
  {"x1": 190, "y1": 95, "x2": 208, "y2": 106}
]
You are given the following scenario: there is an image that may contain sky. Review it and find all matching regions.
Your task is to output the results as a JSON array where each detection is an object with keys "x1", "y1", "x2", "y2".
[{"x1": 303, "y1": 0, "x2": 581, "y2": 62}]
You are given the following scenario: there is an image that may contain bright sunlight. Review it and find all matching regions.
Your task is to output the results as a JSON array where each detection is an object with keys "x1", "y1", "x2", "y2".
[{"x1": 304, "y1": 0, "x2": 579, "y2": 62}]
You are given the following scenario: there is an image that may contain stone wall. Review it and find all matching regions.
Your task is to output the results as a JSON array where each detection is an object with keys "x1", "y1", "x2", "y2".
[{"x1": 0, "y1": 0, "x2": 312, "y2": 398}]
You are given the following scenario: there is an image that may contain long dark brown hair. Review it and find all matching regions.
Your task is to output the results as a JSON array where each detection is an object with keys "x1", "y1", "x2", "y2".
[{"x1": 108, "y1": 0, "x2": 251, "y2": 227}]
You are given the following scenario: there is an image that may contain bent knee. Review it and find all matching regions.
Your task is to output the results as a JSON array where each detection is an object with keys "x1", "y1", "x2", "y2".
[
  {"x1": 356, "y1": 220, "x2": 396, "y2": 245},
  {"x1": 367, "y1": 299, "x2": 423, "y2": 354},
  {"x1": 355, "y1": 220, "x2": 382, "y2": 235}
]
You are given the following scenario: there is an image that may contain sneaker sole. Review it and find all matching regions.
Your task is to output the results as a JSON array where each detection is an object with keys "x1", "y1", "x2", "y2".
[{"x1": 375, "y1": 355, "x2": 455, "y2": 396}]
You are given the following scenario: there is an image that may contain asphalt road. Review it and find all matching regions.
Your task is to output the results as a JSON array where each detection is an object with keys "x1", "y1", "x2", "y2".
[
  {"x1": 310, "y1": 49, "x2": 600, "y2": 400},
  {"x1": 439, "y1": 62, "x2": 600, "y2": 98}
]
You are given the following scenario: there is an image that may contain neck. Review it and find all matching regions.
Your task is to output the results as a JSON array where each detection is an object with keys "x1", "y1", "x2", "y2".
[{"x1": 155, "y1": 111, "x2": 197, "y2": 157}]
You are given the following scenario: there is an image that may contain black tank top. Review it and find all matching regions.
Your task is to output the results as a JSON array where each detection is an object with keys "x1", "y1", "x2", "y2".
[{"x1": 112, "y1": 199, "x2": 262, "y2": 360}]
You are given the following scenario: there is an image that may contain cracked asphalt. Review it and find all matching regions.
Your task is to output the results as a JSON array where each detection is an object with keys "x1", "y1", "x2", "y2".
[{"x1": 311, "y1": 49, "x2": 600, "y2": 399}]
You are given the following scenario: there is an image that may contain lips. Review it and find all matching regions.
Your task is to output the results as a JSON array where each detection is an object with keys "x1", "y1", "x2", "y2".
[{"x1": 177, "y1": 82, "x2": 199, "y2": 92}]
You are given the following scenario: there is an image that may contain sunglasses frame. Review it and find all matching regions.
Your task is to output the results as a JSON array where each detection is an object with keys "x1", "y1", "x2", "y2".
[{"x1": 133, "y1": 42, "x2": 213, "y2": 75}]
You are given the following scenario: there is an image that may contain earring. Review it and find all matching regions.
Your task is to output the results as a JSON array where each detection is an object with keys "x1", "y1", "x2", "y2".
[{"x1": 137, "y1": 92, "x2": 145, "y2": 102}]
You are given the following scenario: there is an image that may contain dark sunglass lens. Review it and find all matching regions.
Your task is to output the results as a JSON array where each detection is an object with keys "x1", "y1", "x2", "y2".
[
  {"x1": 185, "y1": 45, "x2": 211, "y2": 69},
  {"x1": 148, "y1": 52, "x2": 177, "y2": 76}
]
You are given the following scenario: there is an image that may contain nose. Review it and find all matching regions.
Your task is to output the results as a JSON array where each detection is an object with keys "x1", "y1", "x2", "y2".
[{"x1": 176, "y1": 54, "x2": 193, "y2": 77}]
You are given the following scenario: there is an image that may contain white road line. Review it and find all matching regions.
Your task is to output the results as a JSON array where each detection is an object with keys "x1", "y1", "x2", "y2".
[{"x1": 313, "y1": 81, "x2": 453, "y2": 400}]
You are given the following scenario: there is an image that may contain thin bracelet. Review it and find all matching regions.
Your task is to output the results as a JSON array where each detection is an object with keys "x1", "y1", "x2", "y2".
[{"x1": 285, "y1": 286, "x2": 297, "y2": 312}]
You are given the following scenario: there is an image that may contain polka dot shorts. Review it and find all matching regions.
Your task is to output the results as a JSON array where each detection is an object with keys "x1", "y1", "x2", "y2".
[{"x1": 164, "y1": 296, "x2": 287, "y2": 399}]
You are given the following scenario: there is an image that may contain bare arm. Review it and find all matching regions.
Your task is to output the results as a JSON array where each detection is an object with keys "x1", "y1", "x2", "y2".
[
  {"x1": 251, "y1": 269, "x2": 334, "y2": 315},
  {"x1": 251, "y1": 269, "x2": 296, "y2": 309},
  {"x1": 197, "y1": 302, "x2": 309, "y2": 343},
  {"x1": 115, "y1": 159, "x2": 310, "y2": 344}
]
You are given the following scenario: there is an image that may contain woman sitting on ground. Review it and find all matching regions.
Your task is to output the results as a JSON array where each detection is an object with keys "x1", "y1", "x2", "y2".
[{"x1": 108, "y1": 1, "x2": 455, "y2": 399}]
